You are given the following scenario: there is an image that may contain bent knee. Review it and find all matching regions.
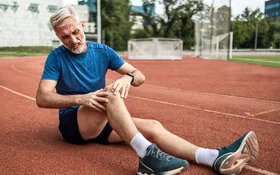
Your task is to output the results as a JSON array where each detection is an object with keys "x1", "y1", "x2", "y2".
[
  {"x1": 143, "y1": 119, "x2": 164, "y2": 141},
  {"x1": 103, "y1": 86, "x2": 121, "y2": 101},
  {"x1": 149, "y1": 120, "x2": 164, "y2": 130}
]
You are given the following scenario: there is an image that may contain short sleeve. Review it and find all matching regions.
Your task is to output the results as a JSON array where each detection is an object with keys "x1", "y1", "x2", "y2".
[
  {"x1": 106, "y1": 46, "x2": 125, "y2": 70},
  {"x1": 41, "y1": 51, "x2": 60, "y2": 81}
]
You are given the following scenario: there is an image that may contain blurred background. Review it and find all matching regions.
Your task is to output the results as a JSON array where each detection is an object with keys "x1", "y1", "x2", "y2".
[{"x1": 0, "y1": 0, "x2": 279, "y2": 61}]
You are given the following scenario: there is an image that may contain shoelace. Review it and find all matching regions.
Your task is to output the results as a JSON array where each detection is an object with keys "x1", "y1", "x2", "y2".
[{"x1": 147, "y1": 146, "x2": 173, "y2": 161}]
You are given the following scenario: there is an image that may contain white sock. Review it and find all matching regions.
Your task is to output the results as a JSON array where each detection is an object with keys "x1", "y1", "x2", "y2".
[
  {"x1": 130, "y1": 133, "x2": 152, "y2": 158},
  {"x1": 195, "y1": 148, "x2": 219, "y2": 167}
]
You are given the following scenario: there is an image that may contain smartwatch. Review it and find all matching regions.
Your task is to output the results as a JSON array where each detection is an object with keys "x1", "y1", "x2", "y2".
[{"x1": 126, "y1": 72, "x2": 134, "y2": 84}]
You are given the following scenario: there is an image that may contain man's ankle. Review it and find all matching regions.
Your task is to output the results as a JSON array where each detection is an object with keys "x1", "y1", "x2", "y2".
[{"x1": 130, "y1": 133, "x2": 152, "y2": 158}]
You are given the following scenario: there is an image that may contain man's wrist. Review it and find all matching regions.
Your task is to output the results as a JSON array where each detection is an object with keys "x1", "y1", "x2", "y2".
[
  {"x1": 126, "y1": 72, "x2": 134, "y2": 84},
  {"x1": 74, "y1": 95, "x2": 82, "y2": 105}
]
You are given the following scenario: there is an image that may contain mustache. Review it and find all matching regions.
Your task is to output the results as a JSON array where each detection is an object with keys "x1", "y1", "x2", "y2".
[{"x1": 71, "y1": 41, "x2": 81, "y2": 47}]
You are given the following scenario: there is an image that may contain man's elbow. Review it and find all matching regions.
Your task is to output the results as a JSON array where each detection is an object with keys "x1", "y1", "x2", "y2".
[
  {"x1": 139, "y1": 74, "x2": 145, "y2": 85},
  {"x1": 134, "y1": 74, "x2": 145, "y2": 86},
  {"x1": 36, "y1": 95, "x2": 45, "y2": 108}
]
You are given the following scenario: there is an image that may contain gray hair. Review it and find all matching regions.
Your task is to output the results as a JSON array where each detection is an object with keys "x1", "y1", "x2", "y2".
[{"x1": 50, "y1": 6, "x2": 80, "y2": 29}]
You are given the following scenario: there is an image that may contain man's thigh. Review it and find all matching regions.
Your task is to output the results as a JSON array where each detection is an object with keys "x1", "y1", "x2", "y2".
[{"x1": 77, "y1": 106, "x2": 108, "y2": 140}]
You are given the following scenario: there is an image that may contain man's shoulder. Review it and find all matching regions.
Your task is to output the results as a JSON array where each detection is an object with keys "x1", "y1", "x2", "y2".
[
  {"x1": 87, "y1": 41, "x2": 109, "y2": 50},
  {"x1": 45, "y1": 45, "x2": 69, "y2": 66},
  {"x1": 51, "y1": 45, "x2": 68, "y2": 57}
]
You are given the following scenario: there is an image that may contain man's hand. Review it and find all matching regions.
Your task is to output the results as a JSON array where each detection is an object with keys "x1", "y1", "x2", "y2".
[
  {"x1": 79, "y1": 89, "x2": 109, "y2": 111},
  {"x1": 111, "y1": 75, "x2": 132, "y2": 99}
]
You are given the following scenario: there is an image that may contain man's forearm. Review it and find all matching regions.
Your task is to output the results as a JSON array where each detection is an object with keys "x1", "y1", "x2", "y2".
[{"x1": 36, "y1": 92, "x2": 82, "y2": 109}]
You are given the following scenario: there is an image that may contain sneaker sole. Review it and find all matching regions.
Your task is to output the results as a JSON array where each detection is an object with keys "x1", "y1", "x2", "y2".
[
  {"x1": 219, "y1": 131, "x2": 259, "y2": 175},
  {"x1": 137, "y1": 165, "x2": 188, "y2": 175}
]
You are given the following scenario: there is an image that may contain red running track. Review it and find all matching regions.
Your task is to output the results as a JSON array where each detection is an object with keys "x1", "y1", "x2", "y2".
[{"x1": 0, "y1": 56, "x2": 280, "y2": 175}]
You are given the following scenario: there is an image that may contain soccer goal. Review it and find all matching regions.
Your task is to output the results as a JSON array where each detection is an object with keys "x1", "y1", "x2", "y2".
[
  {"x1": 194, "y1": 0, "x2": 233, "y2": 60},
  {"x1": 128, "y1": 38, "x2": 183, "y2": 60},
  {"x1": 195, "y1": 29, "x2": 233, "y2": 60}
]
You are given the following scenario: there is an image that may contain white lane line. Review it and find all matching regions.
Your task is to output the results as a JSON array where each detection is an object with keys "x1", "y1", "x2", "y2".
[
  {"x1": 245, "y1": 165, "x2": 279, "y2": 175},
  {"x1": 9, "y1": 66, "x2": 280, "y2": 106},
  {"x1": 130, "y1": 95, "x2": 280, "y2": 126},
  {"x1": 245, "y1": 108, "x2": 280, "y2": 117},
  {"x1": 106, "y1": 79, "x2": 280, "y2": 105},
  {"x1": 11, "y1": 64, "x2": 41, "y2": 78},
  {"x1": 1, "y1": 82, "x2": 278, "y2": 126},
  {"x1": 0, "y1": 84, "x2": 279, "y2": 175},
  {"x1": 143, "y1": 84, "x2": 280, "y2": 105},
  {"x1": 0, "y1": 85, "x2": 35, "y2": 101}
]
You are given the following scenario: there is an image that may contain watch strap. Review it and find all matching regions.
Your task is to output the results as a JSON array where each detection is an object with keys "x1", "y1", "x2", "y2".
[{"x1": 126, "y1": 72, "x2": 134, "y2": 84}]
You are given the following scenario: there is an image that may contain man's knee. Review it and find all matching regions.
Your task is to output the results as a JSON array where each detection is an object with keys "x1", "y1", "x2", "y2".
[
  {"x1": 149, "y1": 120, "x2": 164, "y2": 130},
  {"x1": 142, "y1": 119, "x2": 164, "y2": 141},
  {"x1": 103, "y1": 86, "x2": 121, "y2": 101}
]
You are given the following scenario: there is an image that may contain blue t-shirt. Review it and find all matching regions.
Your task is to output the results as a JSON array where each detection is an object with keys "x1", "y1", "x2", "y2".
[{"x1": 42, "y1": 41, "x2": 125, "y2": 116}]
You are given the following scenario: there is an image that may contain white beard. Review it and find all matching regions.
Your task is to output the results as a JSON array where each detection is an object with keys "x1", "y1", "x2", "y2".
[{"x1": 65, "y1": 32, "x2": 87, "y2": 54}]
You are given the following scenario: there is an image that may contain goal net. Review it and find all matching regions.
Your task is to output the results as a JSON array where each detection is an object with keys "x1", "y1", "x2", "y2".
[
  {"x1": 194, "y1": 0, "x2": 232, "y2": 60},
  {"x1": 128, "y1": 38, "x2": 183, "y2": 60}
]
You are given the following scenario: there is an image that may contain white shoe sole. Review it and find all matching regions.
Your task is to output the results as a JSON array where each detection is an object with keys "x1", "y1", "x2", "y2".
[
  {"x1": 219, "y1": 131, "x2": 259, "y2": 175},
  {"x1": 137, "y1": 165, "x2": 188, "y2": 175}
]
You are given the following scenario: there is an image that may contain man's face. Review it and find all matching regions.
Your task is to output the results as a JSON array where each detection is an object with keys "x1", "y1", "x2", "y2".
[{"x1": 54, "y1": 17, "x2": 87, "y2": 54}]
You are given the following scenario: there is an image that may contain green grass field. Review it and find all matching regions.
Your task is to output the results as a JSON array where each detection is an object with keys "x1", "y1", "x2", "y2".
[
  {"x1": 1, "y1": 47, "x2": 279, "y2": 68},
  {"x1": 0, "y1": 46, "x2": 53, "y2": 57},
  {"x1": 230, "y1": 55, "x2": 280, "y2": 68}
]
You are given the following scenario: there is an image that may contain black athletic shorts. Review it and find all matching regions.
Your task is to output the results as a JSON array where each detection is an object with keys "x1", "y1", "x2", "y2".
[{"x1": 58, "y1": 107, "x2": 113, "y2": 145}]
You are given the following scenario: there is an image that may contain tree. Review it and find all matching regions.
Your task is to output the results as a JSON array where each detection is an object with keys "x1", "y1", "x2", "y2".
[
  {"x1": 214, "y1": 5, "x2": 230, "y2": 36},
  {"x1": 270, "y1": 18, "x2": 280, "y2": 48},
  {"x1": 135, "y1": 0, "x2": 203, "y2": 49},
  {"x1": 232, "y1": 8, "x2": 268, "y2": 49},
  {"x1": 100, "y1": 0, "x2": 132, "y2": 51}
]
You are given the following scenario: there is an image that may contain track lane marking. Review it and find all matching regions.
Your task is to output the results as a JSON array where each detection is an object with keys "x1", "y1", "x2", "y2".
[
  {"x1": 1, "y1": 83, "x2": 279, "y2": 126},
  {"x1": 112, "y1": 80, "x2": 280, "y2": 105},
  {"x1": 6, "y1": 64, "x2": 280, "y2": 124},
  {"x1": 11, "y1": 64, "x2": 41, "y2": 78},
  {"x1": 0, "y1": 85, "x2": 36, "y2": 101},
  {"x1": 10, "y1": 63, "x2": 280, "y2": 105},
  {"x1": 244, "y1": 165, "x2": 279, "y2": 175},
  {"x1": 130, "y1": 96, "x2": 280, "y2": 125},
  {"x1": 245, "y1": 108, "x2": 280, "y2": 117},
  {"x1": 0, "y1": 84, "x2": 279, "y2": 175}
]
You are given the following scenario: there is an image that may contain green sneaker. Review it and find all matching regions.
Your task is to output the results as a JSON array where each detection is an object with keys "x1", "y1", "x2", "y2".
[
  {"x1": 213, "y1": 131, "x2": 259, "y2": 175},
  {"x1": 137, "y1": 144, "x2": 189, "y2": 175}
]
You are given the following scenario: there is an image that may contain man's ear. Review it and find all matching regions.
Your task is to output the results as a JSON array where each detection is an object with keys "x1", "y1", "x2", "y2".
[{"x1": 80, "y1": 20, "x2": 85, "y2": 28}]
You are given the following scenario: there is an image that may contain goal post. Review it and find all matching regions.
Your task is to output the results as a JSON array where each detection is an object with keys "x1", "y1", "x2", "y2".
[
  {"x1": 195, "y1": 28, "x2": 233, "y2": 60},
  {"x1": 128, "y1": 38, "x2": 183, "y2": 60},
  {"x1": 194, "y1": 0, "x2": 232, "y2": 60}
]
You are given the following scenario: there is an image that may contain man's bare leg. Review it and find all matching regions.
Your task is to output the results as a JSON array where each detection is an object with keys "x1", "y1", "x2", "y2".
[
  {"x1": 77, "y1": 87, "x2": 258, "y2": 175},
  {"x1": 77, "y1": 87, "x2": 216, "y2": 165},
  {"x1": 131, "y1": 118, "x2": 199, "y2": 162},
  {"x1": 108, "y1": 118, "x2": 258, "y2": 175},
  {"x1": 77, "y1": 88, "x2": 188, "y2": 174},
  {"x1": 77, "y1": 90, "x2": 145, "y2": 146}
]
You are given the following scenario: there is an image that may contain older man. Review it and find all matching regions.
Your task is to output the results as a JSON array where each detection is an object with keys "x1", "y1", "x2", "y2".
[{"x1": 36, "y1": 6, "x2": 258, "y2": 175}]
